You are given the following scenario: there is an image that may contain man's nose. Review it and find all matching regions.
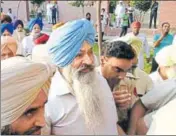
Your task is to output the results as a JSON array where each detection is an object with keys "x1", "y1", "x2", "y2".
[
  {"x1": 118, "y1": 72, "x2": 127, "y2": 80},
  {"x1": 34, "y1": 108, "x2": 46, "y2": 127},
  {"x1": 83, "y1": 54, "x2": 94, "y2": 65}
]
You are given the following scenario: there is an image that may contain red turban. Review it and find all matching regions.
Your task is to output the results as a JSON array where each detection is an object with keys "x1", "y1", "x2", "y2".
[{"x1": 131, "y1": 21, "x2": 141, "y2": 28}]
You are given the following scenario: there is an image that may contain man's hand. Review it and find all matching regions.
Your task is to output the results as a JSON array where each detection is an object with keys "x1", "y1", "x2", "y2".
[
  {"x1": 113, "y1": 90, "x2": 132, "y2": 109},
  {"x1": 162, "y1": 31, "x2": 168, "y2": 38}
]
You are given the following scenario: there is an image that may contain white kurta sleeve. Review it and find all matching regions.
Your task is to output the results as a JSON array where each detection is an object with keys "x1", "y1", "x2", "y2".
[{"x1": 140, "y1": 79, "x2": 176, "y2": 110}]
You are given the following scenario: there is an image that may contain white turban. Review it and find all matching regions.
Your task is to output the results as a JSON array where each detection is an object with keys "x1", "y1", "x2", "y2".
[
  {"x1": 155, "y1": 45, "x2": 176, "y2": 67},
  {"x1": 1, "y1": 56, "x2": 55, "y2": 128}
]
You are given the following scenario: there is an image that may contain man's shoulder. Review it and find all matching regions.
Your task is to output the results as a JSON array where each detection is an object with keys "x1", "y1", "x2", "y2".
[{"x1": 167, "y1": 34, "x2": 174, "y2": 38}]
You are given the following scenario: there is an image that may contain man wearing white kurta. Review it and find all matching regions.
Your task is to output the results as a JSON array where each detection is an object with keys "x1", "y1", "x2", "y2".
[
  {"x1": 115, "y1": 1, "x2": 126, "y2": 28},
  {"x1": 43, "y1": 19, "x2": 118, "y2": 135},
  {"x1": 125, "y1": 21, "x2": 150, "y2": 70},
  {"x1": 46, "y1": 1, "x2": 53, "y2": 24},
  {"x1": 149, "y1": 44, "x2": 176, "y2": 85}
]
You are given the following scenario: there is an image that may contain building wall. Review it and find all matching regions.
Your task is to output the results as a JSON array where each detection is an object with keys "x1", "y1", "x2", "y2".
[
  {"x1": 158, "y1": 1, "x2": 176, "y2": 28},
  {"x1": 1, "y1": 1, "x2": 109, "y2": 24},
  {"x1": 1, "y1": 1, "x2": 34, "y2": 23}
]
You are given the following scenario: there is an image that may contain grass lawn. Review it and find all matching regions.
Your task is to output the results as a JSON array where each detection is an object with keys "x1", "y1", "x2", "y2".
[{"x1": 93, "y1": 43, "x2": 153, "y2": 74}]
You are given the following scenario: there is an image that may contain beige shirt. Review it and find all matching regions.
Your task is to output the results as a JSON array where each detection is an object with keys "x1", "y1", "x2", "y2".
[
  {"x1": 44, "y1": 70, "x2": 118, "y2": 135},
  {"x1": 119, "y1": 67, "x2": 153, "y2": 106}
]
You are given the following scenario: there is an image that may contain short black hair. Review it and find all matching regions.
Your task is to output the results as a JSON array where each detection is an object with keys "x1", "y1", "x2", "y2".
[
  {"x1": 102, "y1": 41, "x2": 135, "y2": 60},
  {"x1": 161, "y1": 22, "x2": 170, "y2": 27},
  {"x1": 1, "y1": 15, "x2": 12, "y2": 23},
  {"x1": 86, "y1": 12, "x2": 91, "y2": 16},
  {"x1": 102, "y1": 8, "x2": 105, "y2": 11}
]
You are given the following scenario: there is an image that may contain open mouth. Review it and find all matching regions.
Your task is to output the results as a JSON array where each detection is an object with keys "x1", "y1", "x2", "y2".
[{"x1": 80, "y1": 68, "x2": 92, "y2": 73}]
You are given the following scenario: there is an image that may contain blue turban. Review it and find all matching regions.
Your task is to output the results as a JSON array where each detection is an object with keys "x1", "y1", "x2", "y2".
[
  {"x1": 28, "y1": 18, "x2": 43, "y2": 32},
  {"x1": 13, "y1": 19, "x2": 24, "y2": 30},
  {"x1": 47, "y1": 19, "x2": 95, "y2": 68},
  {"x1": 1, "y1": 23, "x2": 14, "y2": 35}
]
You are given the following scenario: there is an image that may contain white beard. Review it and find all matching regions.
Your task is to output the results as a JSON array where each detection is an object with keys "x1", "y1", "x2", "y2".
[{"x1": 61, "y1": 65, "x2": 104, "y2": 130}]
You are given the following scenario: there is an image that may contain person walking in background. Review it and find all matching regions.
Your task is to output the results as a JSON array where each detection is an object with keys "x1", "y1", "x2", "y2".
[
  {"x1": 125, "y1": 22, "x2": 150, "y2": 70},
  {"x1": 51, "y1": 5, "x2": 57, "y2": 25},
  {"x1": 127, "y1": 3, "x2": 134, "y2": 25},
  {"x1": 37, "y1": 6, "x2": 43, "y2": 21},
  {"x1": 46, "y1": 1, "x2": 53, "y2": 24},
  {"x1": 100, "y1": 15, "x2": 106, "y2": 41},
  {"x1": 149, "y1": 0, "x2": 159, "y2": 29},
  {"x1": 120, "y1": 8, "x2": 129, "y2": 37},
  {"x1": 53, "y1": 1, "x2": 59, "y2": 21},
  {"x1": 7, "y1": 8, "x2": 15, "y2": 23},
  {"x1": 150, "y1": 22, "x2": 173, "y2": 73},
  {"x1": 101, "y1": 8, "x2": 108, "y2": 26},
  {"x1": 115, "y1": 1, "x2": 126, "y2": 28}
]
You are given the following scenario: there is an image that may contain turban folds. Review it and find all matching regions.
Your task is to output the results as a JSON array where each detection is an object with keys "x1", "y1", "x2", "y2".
[
  {"x1": 1, "y1": 23, "x2": 14, "y2": 35},
  {"x1": 155, "y1": 45, "x2": 176, "y2": 67},
  {"x1": 47, "y1": 19, "x2": 95, "y2": 68},
  {"x1": 131, "y1": 21, "x2": 141, "y2": 28},
  {"x1": 1, "y1": 56, "x2": 55, "y2": 128},
  {"x1": 28, "y1": 18, "x2": 43, "y2": 32},
  {"x1": 13, "y1": 19, "x2": 24, "y2": 30},
  {"x1": 1, "y1": 36, "x2": 17, "y2": 56}
]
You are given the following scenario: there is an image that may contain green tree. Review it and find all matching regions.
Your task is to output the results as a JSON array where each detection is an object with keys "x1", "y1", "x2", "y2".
[
  {"x1": 31, "y1": 0, "x2": 46, "y2": 6},
  {"x1": 130, "y1": 0, "x2": 152, "y2": 22}
]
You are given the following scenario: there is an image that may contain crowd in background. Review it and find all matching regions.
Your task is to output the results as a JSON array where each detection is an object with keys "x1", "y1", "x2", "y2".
[{"x1": 1, "y1": 0, "x2": 176, "y2": 135}]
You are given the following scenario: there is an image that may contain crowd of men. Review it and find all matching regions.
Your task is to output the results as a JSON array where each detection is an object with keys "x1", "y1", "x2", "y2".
[{"x1": 1, "y1": 3, "x2": 176, "y2": 135}]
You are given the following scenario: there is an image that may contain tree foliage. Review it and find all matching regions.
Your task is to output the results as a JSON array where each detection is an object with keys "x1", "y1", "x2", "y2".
[
  {"x1": 68, "y1": 1, "x2": 94, "y2": 17},
  {"x1": 31, "y1": 0, "x2": 46, "y2": 6},
  {"x1": 68, "y1": 1, "x2": 94, "y2": 7},
  {"x1": 130, "y1": 0, "x2": 152, "y2": 13}
]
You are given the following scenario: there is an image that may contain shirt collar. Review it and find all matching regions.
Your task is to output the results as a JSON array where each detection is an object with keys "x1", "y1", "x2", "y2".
[{"x1": 50, "y1": 70, "x2": 73, "y2": 96}]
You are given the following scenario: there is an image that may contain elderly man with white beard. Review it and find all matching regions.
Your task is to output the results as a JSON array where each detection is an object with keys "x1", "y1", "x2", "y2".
[{"x1": 43, "y1": 19, "x2": 118, "y2": 135}]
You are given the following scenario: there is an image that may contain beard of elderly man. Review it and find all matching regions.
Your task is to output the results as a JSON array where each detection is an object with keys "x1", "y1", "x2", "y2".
[
  {"x1": 1, "y1": 56, "x2": 54, "y2": 135},
  {"x1": 60, "y1": 41, "x2": 103, "y2": 130},
  {"x1": 45, "y1": 18, "x2": 118, "y2": 135}
]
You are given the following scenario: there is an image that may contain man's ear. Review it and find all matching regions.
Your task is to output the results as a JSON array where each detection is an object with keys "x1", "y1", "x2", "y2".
[{"x1": 100, "y1": 56, "x2": 108, "y2": 66}]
